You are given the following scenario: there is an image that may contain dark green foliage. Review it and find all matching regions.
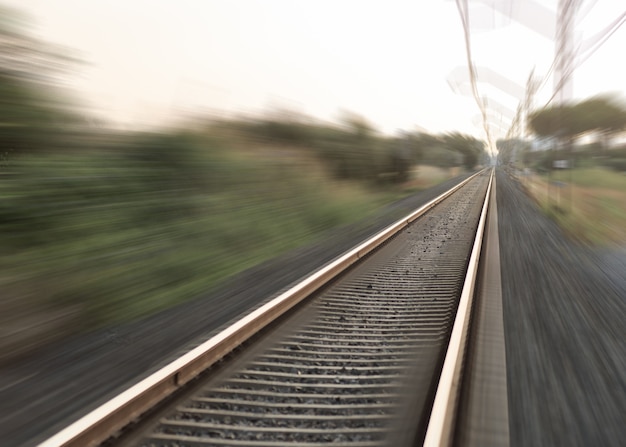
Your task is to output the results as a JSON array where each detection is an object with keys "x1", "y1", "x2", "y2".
[
  {"x1": 528, "y1": 95, "x2": 626, "y2": 139},
  {"x1": 239, "y1": 113, "x2": 418, "y2": 183},
  {"x1": 516, "y1": 141, "x2": 626, "y2": 173},
  {"x1": 315, "y1": 130, "x2": 381, "y2": 181},
  {"x1": 0, "y1": 135, "x2": 381, "y2": 329},
  {"x1": 442, "y1": 132, "x2": 485, "y2": 169},
  {"x1": 525, "y1": 96, "x2": 626, "y2": 173},
  {"x1": 0, "y1": 73, "x2": 71, "y2": 162},
  {"x1": 601, "y1": 158, "x2": 626, "y2": 172},
  {"x1": 254, "y1": 119, "x2": 311, "y2": 145},
  {"x1": 0, "y1": 9, "x2": 82, "y2": 164},
  {"x1": 232, "y1": 113, "x2": 476, "y2": 183},
  {"x1": 497, "y1": 138, "x2": 531, "y2": 165},
  {"x1": 421, "y1": 146, "x2": 462, "y2": 167}
]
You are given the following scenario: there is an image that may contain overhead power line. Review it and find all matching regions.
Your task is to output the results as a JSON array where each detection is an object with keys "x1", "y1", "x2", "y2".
[
  {"x1": 543, "y1": 7, "x2": 626, "y2": 108},
  {"x1": 455, "y1": 0, "x2": 495, "y2": 154}
]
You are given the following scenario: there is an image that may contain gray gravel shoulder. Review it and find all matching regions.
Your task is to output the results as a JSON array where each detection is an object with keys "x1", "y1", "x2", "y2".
[
  {"x1": 0, "y1": 172, "x2": 474, "y2": 447},
  {"x1": 496, "y1": 169, "x2": 626, "y2": 447}
]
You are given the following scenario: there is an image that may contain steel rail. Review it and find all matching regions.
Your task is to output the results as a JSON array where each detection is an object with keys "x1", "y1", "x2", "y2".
[
  {"x1": 423, "y1": 168, "x2": 494, "y2": 446},
  {"x1": 37, "y1": 169, "x2": 486, "y2": 447}
]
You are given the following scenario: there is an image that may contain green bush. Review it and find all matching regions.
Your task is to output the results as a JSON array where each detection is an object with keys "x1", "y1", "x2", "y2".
[
  {"x1": 0, "y1": 132, "x2": 384, "y2": 329},
  {"x1": 602, "y1": 158, "x2": 626, "y2": 172}
]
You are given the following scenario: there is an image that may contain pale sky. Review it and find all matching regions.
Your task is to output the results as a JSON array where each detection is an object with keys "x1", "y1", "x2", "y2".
[{"x1": 3, "y1": 0, "x2": 625, "y2": 145}]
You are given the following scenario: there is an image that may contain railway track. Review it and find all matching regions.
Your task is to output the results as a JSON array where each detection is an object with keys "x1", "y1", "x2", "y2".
[{"x1": 39, "y1": 168, "x2": 508, "y2": 447}]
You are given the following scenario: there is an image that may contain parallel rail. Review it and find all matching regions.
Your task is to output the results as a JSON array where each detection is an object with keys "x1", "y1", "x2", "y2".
[
  {"x1": 38, "y1": 168, "x2": 493, "y2": 447},
  {"x1": 423, "y1": 169, "x2": 492, "y2": 446}
]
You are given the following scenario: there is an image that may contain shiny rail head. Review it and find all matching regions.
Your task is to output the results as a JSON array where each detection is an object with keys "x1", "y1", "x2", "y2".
[{"x1": 423, "y1": 169, "x2": 494, "y2": 447}]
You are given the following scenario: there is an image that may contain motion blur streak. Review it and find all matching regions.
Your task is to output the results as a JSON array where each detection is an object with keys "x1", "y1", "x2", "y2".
[
  {"x1": 0, "y1": 7, "x2": 487, "y2": 366},
  {"x1": 0, "y1": 2, "x2": 624, "y2": 447}
]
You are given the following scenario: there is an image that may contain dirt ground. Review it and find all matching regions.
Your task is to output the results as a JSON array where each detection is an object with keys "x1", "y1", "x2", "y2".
[{"x1": 515, "y1": 171, "x2": 626, "y2": 245}]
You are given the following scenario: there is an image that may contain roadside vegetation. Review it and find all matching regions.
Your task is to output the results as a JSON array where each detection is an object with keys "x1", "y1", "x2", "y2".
[
  {"x1": 1, "y1": 117, "x2": 477, "y2": 336},
  {"x1": 497, "y1": 95, "x2": 626, "y2": 246},
  {"x1": 521, "y1": 167, "x2": 626, "y2": 246}
]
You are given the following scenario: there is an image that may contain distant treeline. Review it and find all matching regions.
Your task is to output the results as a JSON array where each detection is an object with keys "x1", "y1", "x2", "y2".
[
  {"x1": 498, "y1": 138, "x2": 626, "y2": 173},
  {"x1": 498, "y1": 95, "x2": 626, "y2": 172},
  {"x1": 214, "y1": 113, "x2": 486, "y2": 181}
]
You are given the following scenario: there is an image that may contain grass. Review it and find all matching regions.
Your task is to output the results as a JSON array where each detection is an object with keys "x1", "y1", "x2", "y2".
[
  {"x1": 547, "y1": 166, "x2": 626, "y2": 190},
  {"x1": 403, "y1": 165, "x2": 461, "y2": 192},
  {"x1": 522, "y1": 167, "x2": 626, "y2": 246}
]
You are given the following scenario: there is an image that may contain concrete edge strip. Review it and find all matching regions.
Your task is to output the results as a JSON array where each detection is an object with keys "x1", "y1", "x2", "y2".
[{"x1": 454, "y1": 173, "x2": 510, "y2": 446}]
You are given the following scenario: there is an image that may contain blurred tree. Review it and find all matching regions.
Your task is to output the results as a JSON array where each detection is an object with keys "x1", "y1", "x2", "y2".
[
  {"x1": 528, "y1": 105, "x2": 564, "y2": 138},
  {"x1": 338, "y1": 110, "x2": 375, "y2": 141},
  {"x1": 0, "y1": 6, "x2": 80, "y2": 165},
  {"x1": 442, "y1": 132, "x2": 485, "y2": 169},
  {"x1": 574, "y1": 96, "x2": 626, "y2": 152},
  {"x1": 528, "y1": 96, "x2": 626, "y2": 142},
  {"x1": 385, "y1": 132, "x2": 414, "y2": 183},
  {"x1": 319, "y1": 111, "x2": 376, "y2": 181},
  {"x1": 497, "y1": 138, "x2": 531, "y2": 166},
  {"x1": 412, "y1": 133, "x2": 458, "y2": 168}
]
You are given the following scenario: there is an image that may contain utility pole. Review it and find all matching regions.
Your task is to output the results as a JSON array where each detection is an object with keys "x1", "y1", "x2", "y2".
[
  {"x1": 552, "y1": 0, "x2": 580, "y2": 211},
  {"x1": 554, "y1": 0, "x2": 579, "y2": 104}
]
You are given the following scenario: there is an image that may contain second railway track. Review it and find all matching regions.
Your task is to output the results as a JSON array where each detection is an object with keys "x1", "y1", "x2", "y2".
[{"x1": 40, "y1": 169, "x2": 500, "y2": 447}]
